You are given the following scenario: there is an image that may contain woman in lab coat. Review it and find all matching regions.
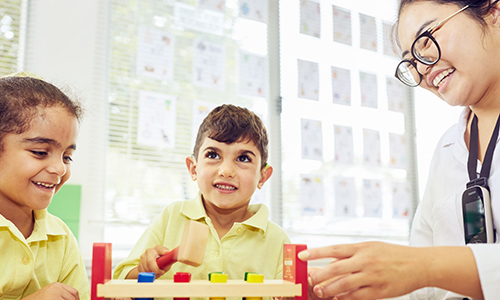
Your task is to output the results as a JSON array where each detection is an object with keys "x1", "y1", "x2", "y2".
[{"x1": 299, "y1": 0, "x2": 500, "y2": 299}]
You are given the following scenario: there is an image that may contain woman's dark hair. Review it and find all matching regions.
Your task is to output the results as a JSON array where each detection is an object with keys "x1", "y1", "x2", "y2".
[
  {"x1": 193, "y1": 104, "x2": 269, "y2": 169},
  {"x1": 0, "y1": 75, "x2": 83, "y2": 151},
  {"x1": 393, "y1": 0, "x2": 500, "y2": 49}
]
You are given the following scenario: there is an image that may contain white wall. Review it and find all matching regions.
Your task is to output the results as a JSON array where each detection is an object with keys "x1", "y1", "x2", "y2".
[{"x1": 23, "y1": 0, "x2": 110, "y2": 259}]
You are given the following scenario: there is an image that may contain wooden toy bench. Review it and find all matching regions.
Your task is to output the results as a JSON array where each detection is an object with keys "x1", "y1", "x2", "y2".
[{"x1": 90, "y1": 243, "x2": 307, "y2": 300}]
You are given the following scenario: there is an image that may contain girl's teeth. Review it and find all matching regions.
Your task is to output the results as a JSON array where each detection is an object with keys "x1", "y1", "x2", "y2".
[{"x1": 35, "y1": 181, "x2": 55, "y2": 188}]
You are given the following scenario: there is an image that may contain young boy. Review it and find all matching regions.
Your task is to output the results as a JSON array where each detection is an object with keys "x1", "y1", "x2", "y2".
[{"x1": 113, "y1": 104, "x2": 290, "y2": 284}]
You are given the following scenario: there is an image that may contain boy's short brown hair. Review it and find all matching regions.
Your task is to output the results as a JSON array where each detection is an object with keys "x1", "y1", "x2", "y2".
[{"x1": 193, "y1": 104, "x2": 269, "y2": 169}]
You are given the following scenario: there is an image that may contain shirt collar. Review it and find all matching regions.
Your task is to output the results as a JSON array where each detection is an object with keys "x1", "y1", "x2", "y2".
[
  {"x1": 33, "y1": 209, "x2": 67, "y2": 237},
  {"x1": 0, "y1": 209, "x2": 67, "y2": 242},
  {"x1": 180, "y1": 194, "x2": 209, "y2": 221},
  {"x1": 180, "y1": 194, "x2": 269, "y2": 235}
]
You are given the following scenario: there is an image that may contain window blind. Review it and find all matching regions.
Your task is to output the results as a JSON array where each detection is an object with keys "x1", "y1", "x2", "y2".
[
  {"x1": 0, "y1": 0, "x2": 22, "y2": 76},
  {"x1": 105, "y1": 0, "x2": 273, "y2": 249}
]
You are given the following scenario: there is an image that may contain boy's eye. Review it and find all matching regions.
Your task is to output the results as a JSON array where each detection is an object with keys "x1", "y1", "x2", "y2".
[
  {"x1": 237, "y1": 155, "x2": 251, "y2": 163},
  {"x1": 205, "y1": 151, "x2": 219, "y2": 159},
  {"x1": 63, "y1": 155, "x2": 73, "y2": 163}
]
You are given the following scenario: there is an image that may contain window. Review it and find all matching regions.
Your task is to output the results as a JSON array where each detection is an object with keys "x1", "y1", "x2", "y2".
[
  {"x1": 280, "y1": 0, "x2": 418, "y2": 246},
  {"x1": 104, "y1": 0, "x2": 418, "y2": 254},
  {"x1": 0, "y1": 0, "x2": 22, "y2": 76},
  {"x1": 105, "y1": 0, "x2": 273, "y2": 253}
]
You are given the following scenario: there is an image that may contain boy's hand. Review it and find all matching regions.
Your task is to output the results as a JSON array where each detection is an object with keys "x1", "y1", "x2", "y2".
[
  {"x1": 138, "y1": 245, "x2": 171, "y2": 277},
  {"x1": 22, "y1": 282, "x2": 79, "y2": 300}
]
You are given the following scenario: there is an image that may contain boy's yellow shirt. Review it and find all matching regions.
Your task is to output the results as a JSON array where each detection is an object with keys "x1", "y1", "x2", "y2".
[
  {"x1": 113, "y1": 193, "x2": 291, "y2": 288},
  {"x1": 0, "y1": 209, "x2": 90, "y2": 300}
]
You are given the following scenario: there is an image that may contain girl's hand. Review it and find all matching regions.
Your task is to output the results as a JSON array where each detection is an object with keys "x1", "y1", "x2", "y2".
[
  {"x1": 298, "y1": 242, "x2": 426, "y2": 300},
  {"x1": 22, "y1": 282, "x2": 79, "y2": 300}
]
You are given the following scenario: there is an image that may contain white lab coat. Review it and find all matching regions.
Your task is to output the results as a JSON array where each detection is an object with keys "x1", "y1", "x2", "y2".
[{"x1": 410, "y1": 108, "x2": 500, "y2": 300}]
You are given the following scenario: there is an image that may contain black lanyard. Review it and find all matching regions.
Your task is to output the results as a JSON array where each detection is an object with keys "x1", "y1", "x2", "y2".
[{"x1": 467, "y1": 113, "x2": 500, "y2": 188}]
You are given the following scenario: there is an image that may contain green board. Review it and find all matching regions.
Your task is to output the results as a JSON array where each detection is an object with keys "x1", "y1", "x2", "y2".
[{"x1": 47, "y1": 184, "x2": 81, "y2": 240}]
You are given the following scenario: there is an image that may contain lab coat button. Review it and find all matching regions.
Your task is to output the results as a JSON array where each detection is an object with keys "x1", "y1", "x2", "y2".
[{"x1": 22, "y1": 257, "x2": 30, "y2": 265}]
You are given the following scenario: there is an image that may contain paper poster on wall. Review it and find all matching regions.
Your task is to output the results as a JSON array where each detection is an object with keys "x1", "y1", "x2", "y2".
[
  {"x1": 334, "y1": 176, "x2": 357, "y2": 218},
  {"x1": 300, "y1": 174, "x2": 324, "y2": 215},
  {"x1": 363, "y1": 128, "x2": 381, "y2": 166},
  {"x1": 331, "y1": 66, "x2": 351, "y2": 105},
  {"x1": 301, "y1": 118, "x2": 323, "y2": 161},
  {"x1": 383, "y1": 21, "x2": 397, "y2": 57},
  {"x1": 239, "y1": 0, "x2": 268, "y2": 23},
  {"x1": 300, "y1": 0, "x2": 321, "y2": 38},
  {"x1": 175, "y1": 2, "x2": 224, "y2": 36},
  {"x1": 239, "y1": 50, "x2": 266, "y2": 98},
  {"x1": 198, "y1": 0, "x2": 225, "y2": 13},
  {"x1": 392, "y1": 181, "x2": 411, "y2": 218},
  {"x1": 389, "y1": 133, "x2": 407, "y2": 169},
  {"x1": 137, "y1": 90, "x2": 177, "y2": 148},
  {"x1": 387, "y1": 77, "x2": 408, "y2": 113},
  {"x1": 193, "y1": 39, "x2": 226, "y2": 91},
  {"x1": 334, "y1": 125, "x2": 354, "y2": 164},
  {"x1": 362, "y1": 179, "x2": 382, "y2": 218},
  {"x1": 332, "y1": 5, "x2": 352, "y2": 45},
  {"x1": 360, "y1": 13, "x2": 377, "y2": 51},
  {"x1": 360, "y1": 71, "x2": 378, "y2": 108},
  {"x1": 136, "y1": 26, "x2": 175, "y2": 80},
  {"x1": 298, "y1": 59, "x2": 319, "y2": 100}
]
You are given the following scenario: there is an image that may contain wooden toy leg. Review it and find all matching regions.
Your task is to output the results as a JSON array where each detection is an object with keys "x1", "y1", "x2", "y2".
[
  {"x1": 91, "y1": 243, "x2": 112, "y2": 300},
  {"x1": 283, "y1": 244, "x2": 308, "y2": 300}
]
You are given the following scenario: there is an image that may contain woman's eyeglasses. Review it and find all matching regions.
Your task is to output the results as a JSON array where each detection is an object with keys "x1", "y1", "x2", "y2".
[{"x1": 395, "y1": 4, "x2": 471, "y2": 87}]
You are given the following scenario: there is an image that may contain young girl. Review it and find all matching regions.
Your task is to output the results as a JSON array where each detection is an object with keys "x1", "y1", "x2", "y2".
[
  {"x1": 0, "y1": 72, "x2": 89, "y2": 300},
  {"x1": 299, "y1": 1, "x2": 500, "y2": 300}
]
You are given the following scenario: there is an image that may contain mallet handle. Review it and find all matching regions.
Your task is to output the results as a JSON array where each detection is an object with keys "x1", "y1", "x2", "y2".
[{"x1": 156, "y1": 246, "x2": 179, "y2": 269}]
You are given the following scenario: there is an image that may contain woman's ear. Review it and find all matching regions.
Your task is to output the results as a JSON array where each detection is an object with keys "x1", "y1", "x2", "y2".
[
  {"x1": 186, "y1": 156, "x2": 197, "y2": 181},
  {"x1": 257, "y1": 164, "x2": 273, "y2": 189},
  {"x1": 490, "y1": 1, "x2": 500, "y2": 26}
]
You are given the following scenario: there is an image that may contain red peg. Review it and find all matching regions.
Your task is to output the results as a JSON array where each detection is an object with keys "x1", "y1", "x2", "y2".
[{"x1": 174, "y1": 272, "x2": 192, "y2": 300}]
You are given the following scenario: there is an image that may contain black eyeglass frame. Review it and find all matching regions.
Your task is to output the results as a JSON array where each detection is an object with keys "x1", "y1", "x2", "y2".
[{"x1": 394, "y1": 3, "x2": 472, "y2": 87}]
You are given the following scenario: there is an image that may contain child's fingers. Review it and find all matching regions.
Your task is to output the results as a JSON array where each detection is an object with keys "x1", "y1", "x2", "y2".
[
  {"x1": 139, "y1": 248, "x2": 162, "y2": 273},
  {"x1": 154, "y1": 245, "x2": 170, "y2": 256},
  {"x1": 60, "y1": 284, "x2": 80, "y2": 299}
]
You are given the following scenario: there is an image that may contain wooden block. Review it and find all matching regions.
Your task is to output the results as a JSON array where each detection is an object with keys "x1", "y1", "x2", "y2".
[
  {"x1": 283, "y1": 244, "x2": 308, "y2": 300},
  {"x1": 91, "y1": 243, "x2": 112, "y2": 300},
  {"x1": 157, "y1": 220, "x2": 209, "y2": 269}
]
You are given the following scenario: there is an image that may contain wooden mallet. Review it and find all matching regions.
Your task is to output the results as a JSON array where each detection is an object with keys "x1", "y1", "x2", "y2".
[{"x1": 156, "y1": 220, "x2": 209, "y2": 269}]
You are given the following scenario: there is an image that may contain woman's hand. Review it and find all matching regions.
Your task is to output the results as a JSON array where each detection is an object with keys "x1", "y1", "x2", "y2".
[{"x1": 298, "y1": 242, "x2": 427, "y2": 300}]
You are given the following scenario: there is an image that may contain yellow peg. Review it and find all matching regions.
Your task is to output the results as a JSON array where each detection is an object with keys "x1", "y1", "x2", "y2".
[
  {"x1": 246, "y1": 273, "x2": 264, "y2": 300},
  {"x1": 209, "y1": 272, "x2": 228, "y2": 300}
]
